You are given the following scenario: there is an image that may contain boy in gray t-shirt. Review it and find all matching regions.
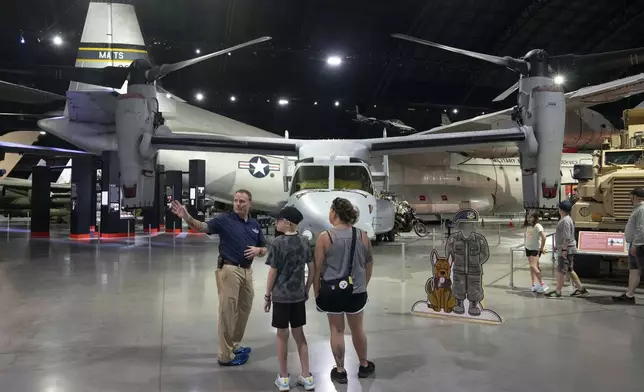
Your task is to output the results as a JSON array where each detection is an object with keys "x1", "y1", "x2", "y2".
[
  {"x1": 264, "y1": 206, "x2": 315, "y2": 391},
  {"x1": 546, "y1": 200, "x2": 589, "y2": 298}
]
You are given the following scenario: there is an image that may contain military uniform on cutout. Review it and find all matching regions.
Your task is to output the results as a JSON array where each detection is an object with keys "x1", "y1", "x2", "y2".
[{"x1": 446, "y1": 208, "x2": 489, "y2": 316}]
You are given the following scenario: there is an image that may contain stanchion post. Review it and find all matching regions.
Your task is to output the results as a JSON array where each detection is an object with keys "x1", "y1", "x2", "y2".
[
  {"x1": 432, "y1": 228, "x2": 435, "y2": 246},
  {"x1": 401, "y1": 243, "x2": 406, "y2": 282},
  {"x1": 498, "y1": 223, "x2": 501, "y2": 245},
  {"x1": 127, "y1": 220, "x2": 131, "y2": 239},
  {"x1": 551, "y1": 234, "x2": 556, "y2": 277},
  {"x1": 148, "y1": 224, "x2": 152, "y2": 246},
  {"x1": 173, "y1": 221, "x2": 176, "y2": 247},
  {"x1": 6, "y1": 214, "x2": 9, "y2": 240},
  {"x1": 509, "y1": 249, "x2": 515, "y2": 288}
]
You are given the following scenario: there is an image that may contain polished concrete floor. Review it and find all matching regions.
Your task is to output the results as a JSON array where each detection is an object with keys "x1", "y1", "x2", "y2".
[{"x1": 1, "y1": 221, "x2": 643, "y2": 391}]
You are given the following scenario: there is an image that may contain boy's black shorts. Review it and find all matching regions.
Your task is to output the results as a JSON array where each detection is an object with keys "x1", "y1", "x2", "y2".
[{"x1": 272, "y1": 300, "x2": 306, "y2": 329}]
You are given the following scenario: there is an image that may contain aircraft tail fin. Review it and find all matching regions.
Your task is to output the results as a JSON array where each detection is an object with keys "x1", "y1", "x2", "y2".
[
  {"x1": 27, "y1": 159, "x2": 47, "y2": 181},
  {"x1": 441, "y1": 113, "x2": 452, "y2": 126},
  {"x1": 56, "y1": 159, "x2": 72, "y2": 184},
  {"x1": 70, "y1": 0, "x2": 150, "y2": 94}
]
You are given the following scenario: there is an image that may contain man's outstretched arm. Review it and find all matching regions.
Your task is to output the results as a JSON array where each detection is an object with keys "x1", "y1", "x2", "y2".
[
  {"x1": 170, "y1": 200, "x2": 215, "y2": 234},
  {"x1": 184, "y1": 214, "x2": 210, "y2": 233}
]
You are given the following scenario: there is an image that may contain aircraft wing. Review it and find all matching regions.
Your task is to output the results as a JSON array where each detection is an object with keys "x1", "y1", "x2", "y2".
[
  {"x1": 420, "y1": 72, "x2": 644, "y2": 135},
  {"x1": 564, "y1": 73, "x2": 644, "y2": 110},
  {"x1": 418, "y1": 108, "x2": 514, "y2": 135},
  {"x1": 0, "y1": 80, "x2": 66, "y2": 105},
  {"x1": 150, "y1": 127, "x2": 527, "y2": 157},
  {"x1": 0, "y1": 140, "x2": 93, "y2": 157},
  {"x1": 151, "y1": 134, "x2": 301, "y2": 156}
]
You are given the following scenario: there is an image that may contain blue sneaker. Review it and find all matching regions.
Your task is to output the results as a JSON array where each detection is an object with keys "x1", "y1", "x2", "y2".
[
  {"x1": 234, "y1": 346, "x2": 251, "y2": 355},
  {"x1": 218, "y1": 353, "x2": 249, "y2": 366}
]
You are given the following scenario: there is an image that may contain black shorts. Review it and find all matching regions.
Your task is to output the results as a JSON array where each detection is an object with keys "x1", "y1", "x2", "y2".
[
  {"x1": 316, "y1": 291, "x2": 368, "y2": 314},
  {"x1": 525, "y1": 249, "x2": 539, "y2": 257},
  {"x1": 272, "y1": 301, "x2": 306, "y2": 329}
]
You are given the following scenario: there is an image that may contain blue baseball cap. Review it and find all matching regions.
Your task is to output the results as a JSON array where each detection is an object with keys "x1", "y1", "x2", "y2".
[{"x1": 559, "y1": 200, "x2": 572, "y2": 212}]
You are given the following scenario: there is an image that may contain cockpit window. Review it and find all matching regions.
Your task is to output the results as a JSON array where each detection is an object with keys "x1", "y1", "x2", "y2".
[
  {"x1": 604, "y1": 150, "x2": 644, "y2": 165},
  {"x1": 333, "y1": 165, "x2": 374, "y2": 194},
  {"x1": 290, "y1": 166, "x2": 329, "y2": 195}
]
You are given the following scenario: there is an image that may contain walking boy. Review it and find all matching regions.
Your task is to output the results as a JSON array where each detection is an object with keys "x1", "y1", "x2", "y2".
[
  {"x1": 264, "y1": 206, "x2": 315, "y2": 391},
  {"x1": 546, "y1": 200, "x2": 589, "y2": 298}
]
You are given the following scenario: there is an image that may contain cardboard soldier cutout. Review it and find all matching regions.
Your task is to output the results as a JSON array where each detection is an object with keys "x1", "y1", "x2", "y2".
[{"x1": 412, "y1": 208, "x2": 502, "y2": 324}]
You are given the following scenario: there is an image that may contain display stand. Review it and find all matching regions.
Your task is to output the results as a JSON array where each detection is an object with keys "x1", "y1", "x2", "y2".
[{"x1": 411, "y1": 208, "x2": 502, "y2": 325}]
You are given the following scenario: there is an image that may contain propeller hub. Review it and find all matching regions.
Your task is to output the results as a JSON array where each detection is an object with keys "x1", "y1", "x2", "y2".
[
  {"x1": 129, "y1": 59, "x2": 153, "y2": 85},
  {"x1": 523, "y1": 49, "x2": 550, "y2": 78}
]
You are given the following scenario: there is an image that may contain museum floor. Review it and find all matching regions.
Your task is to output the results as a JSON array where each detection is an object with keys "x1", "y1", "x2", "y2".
[{"x1": 0, "y1": 222, "x2": 642, "y2": 391}]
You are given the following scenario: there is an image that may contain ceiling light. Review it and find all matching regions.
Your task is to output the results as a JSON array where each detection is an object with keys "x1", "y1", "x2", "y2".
[
  {"x1": 452, "y1": 108, "x2": 458, "y2": 114},
  {"x1": 165, "y1": 94, "x2": 171, "y2": 99},
  {"x1": 195, "y1": 48, "x2": 201, "y2": 54},
  {"x1": 278, "y1": 99, "x2": 289, "y2": 106},
  {"x1": 230, "y1": 95, "x2": 236, "y2": 102},
  {"x1": 195, "y1": 93, "x2": 204, "y2": 101},
  {"x1": 334, "y1": 101, "x2": 340, "y2": 107},
  {"x1": 327, "y1": 55, "x2": 342, "y2": 67},
  {"x1": 554, "y1": 75, "x2": 565, "y2": 85},
  {"x1": 39, "y1": 131, "x2": 46, "y2": 135},
  {"x1": 52, "y1": 35, "x2": 63, "y2": 46},
  {"x1": 373, "y1": 105, "x2": 377, "y2": 108},
  {"x1": 314, "y1": 101, "x2": 318, "y2": 105}
]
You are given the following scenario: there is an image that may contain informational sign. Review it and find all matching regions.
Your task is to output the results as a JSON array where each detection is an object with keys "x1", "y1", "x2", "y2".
[{"x1": 578, "y1": 231, "x2": 627, "y2": 255}]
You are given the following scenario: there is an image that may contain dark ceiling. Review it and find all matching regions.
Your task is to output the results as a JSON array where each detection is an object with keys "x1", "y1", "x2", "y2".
[{"x1": 2, "y1": 0, "x2": 644, "y2": 177}]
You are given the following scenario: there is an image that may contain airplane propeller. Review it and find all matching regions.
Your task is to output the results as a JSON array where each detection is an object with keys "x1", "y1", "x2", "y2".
[
  {"x1": 392, "y1": 33, "x2": 644, "y2": 101},
  {"x1": 0, "y1": 36, "x2": 272, "y2": 90}
]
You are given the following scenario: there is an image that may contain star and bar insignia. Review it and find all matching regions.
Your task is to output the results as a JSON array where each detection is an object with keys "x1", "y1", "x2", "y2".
[{"x1": 238, "y1": 156, "x2": 280, "y2": 178}]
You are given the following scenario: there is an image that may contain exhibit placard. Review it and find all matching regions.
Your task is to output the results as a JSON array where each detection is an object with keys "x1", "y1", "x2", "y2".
[{"x1": 577, "y1": 231, "x2": 627, "y2": 255}]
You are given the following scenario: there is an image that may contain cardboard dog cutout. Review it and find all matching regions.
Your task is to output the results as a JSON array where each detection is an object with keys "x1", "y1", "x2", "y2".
[{"x1": 411, "y1": 208, "x2": 502, "y2": 324}]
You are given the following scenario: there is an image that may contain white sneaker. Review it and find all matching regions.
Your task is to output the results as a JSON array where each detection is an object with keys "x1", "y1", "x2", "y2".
[
  {"x1": 531, "y1": 284, "x2": 538, "y2": 292},
  {"x1": 275, "y1": 374, "x2": 290, "y2": 391},
  {"x1": 537, "y1": 284, "x2": 549, "y2": 294},
  {"x1": 297, "y1": 374, "x2": 315, "y2": 390}
]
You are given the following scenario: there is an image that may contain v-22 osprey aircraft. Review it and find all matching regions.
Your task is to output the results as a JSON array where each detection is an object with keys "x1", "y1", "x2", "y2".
[{"x1": 3, "y1": 1, "x2": 644, "y2": 245}]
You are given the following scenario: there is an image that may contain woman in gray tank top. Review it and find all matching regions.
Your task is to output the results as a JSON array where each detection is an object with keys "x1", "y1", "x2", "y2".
[{"x1": 313, "y1": 197, "x2": 375, "y2": 383}]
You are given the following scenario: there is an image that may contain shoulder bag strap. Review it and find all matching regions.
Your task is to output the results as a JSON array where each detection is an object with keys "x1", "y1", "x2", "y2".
[{"x1": 347, "y1": 227, "x2": 357, "y2": 277}]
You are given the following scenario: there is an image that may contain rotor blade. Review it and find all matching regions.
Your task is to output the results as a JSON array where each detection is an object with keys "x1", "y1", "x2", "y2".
[
  {"x1": 552, "y1": 47, "x2": 644, "y2": 73},
  {"x1": 492, "y1": 81, "x2": 519, "y2": 102},
  {"x1": 147, "y1": 36, "x2": 272, "y2": 81},
  {"x1": 392, "y1": 33, "x2": 512, "y2": 67}
]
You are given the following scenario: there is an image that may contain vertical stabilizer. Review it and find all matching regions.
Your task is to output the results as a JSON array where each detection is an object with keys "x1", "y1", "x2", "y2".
[
  {"x1": 28, "y1": 159, "x2": 48, "y2": 181},
  {"x1": 70, "y1": 0, "x2": 149, "y2": 93},
  {"x1": 56, "y1": 159, "x2": 73, "y2": 184}
]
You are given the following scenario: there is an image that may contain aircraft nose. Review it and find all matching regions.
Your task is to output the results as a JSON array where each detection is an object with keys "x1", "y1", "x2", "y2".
[{"x1": 292, "y1": 191, "x2": 375, "y2": 238}]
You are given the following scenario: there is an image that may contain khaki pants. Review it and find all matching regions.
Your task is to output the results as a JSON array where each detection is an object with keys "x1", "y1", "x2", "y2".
[{"x1": 217, "y1": 264, "x2": 254, "y2": 362}]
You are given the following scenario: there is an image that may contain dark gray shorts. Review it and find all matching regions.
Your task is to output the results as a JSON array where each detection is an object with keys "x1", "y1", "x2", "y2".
[
  {"x1": 628, "y1": 245, "x2": 644, "y2": 271},
  {"x1": 557, "y1": 253, "x2": 574, "y2": 273}
]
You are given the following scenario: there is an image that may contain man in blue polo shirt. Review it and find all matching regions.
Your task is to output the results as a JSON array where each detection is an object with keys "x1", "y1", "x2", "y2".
[{"x1": 171, "y1": 189, "x2": 267, "y2": 366}]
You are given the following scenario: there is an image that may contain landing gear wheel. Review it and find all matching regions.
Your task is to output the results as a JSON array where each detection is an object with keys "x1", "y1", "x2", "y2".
[{"x1": 413, "y1": 221, "x2": 428, "y2": 237}]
